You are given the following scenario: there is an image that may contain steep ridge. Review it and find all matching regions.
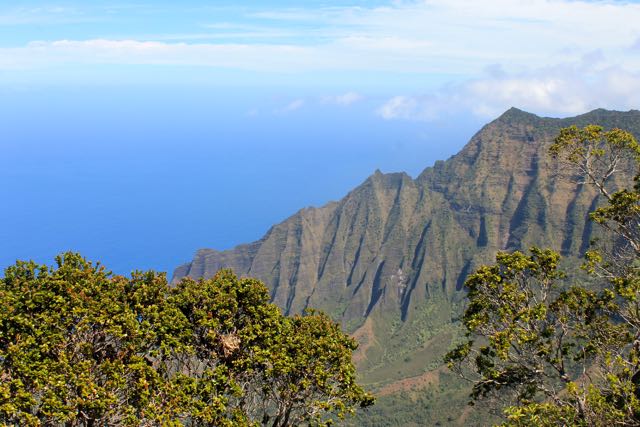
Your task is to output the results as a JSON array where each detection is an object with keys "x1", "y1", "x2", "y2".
[
  {"x1": 173, "y1": 108, "x2": 640, "y2": 423},
  {"x1": 174, "y1": 108, "x2": 640, "y2": 322}
]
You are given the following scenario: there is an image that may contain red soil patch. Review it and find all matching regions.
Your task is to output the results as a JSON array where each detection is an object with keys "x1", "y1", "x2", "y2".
[
  {"x1": 377, "y1": 366, "x2": 445, "y2": 396},
  {"x1": 351, "y1": 317, "x2": 378, "y2": 366}
]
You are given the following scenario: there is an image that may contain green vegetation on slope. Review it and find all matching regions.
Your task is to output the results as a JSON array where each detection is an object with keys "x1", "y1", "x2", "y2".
[{"x1": 174, "y1": 108, "x2": 640, "y2": 424}]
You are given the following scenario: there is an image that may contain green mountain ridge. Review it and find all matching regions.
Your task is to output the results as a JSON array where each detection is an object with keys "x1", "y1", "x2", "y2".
[{"x1": 173, "y1": 108, "x2": 640, "y2": 425}]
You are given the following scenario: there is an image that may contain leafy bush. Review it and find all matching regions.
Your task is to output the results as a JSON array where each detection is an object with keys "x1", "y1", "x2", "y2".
[{"x1": 0, "y1": 256, "x2": 373, "y2": 426}]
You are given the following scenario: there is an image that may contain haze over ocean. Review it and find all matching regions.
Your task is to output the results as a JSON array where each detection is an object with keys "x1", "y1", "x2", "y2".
[{"x1": 2, "y1": 0, "x2": 640, "y2": 274}]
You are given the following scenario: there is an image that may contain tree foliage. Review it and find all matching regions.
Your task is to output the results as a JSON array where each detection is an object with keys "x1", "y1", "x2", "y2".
[
  {"x1": 446, "y1": 125, "x2": 640, "y2": 425},
  {"x1": 0, "y1": 256, "x2": 373, "y2": 426}
]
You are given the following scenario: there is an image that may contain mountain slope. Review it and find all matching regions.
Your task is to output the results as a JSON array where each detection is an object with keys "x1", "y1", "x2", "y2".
[{"x1": 173, "y1": 108, "x2": 640, "y2": 424}]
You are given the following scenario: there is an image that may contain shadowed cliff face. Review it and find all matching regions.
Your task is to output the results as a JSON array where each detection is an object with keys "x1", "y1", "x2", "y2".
[{"x1": 173, "y1": 108, "x2": 640, "y2": 401}]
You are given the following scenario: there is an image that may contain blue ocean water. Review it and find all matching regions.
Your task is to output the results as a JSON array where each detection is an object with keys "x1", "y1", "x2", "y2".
[{"x1": 0, "y1": 85, "x2": 481, "y2": 275}]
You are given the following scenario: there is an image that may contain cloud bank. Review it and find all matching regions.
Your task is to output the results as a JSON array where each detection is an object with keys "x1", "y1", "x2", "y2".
[
  {"x1": 3, "y1": 0, "x2": 640, "y2": 116},
  {"x1": 4, "y1": 1, "x2": 640, "y2": 72},
  {"x1": 377, "y1": 59, "x2": 640, "y2": 120}
]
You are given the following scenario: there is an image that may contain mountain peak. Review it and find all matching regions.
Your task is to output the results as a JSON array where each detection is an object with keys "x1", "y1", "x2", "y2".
[{"x1": 495, "y1": 107, "x2": 540, "y2": 123}]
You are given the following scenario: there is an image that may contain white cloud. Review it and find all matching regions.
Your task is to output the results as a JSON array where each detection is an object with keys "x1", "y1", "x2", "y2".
[
  {"x1": 378, "y1": 96, "x2": 420, "y2": 119},
  {"x1": 276, "y1": 99, "x2": 305, "y2": 114},
  {"x1": 0, "y1": 39, "x2": 317, "y2": 72},
  {"x1": 0, "y1": 6, "x2": 94, "y2": 26},
  {"x1": 3, "y1": 1, "x2": 640, "y2": 115},
  {"x1": 377, "y1": 60, "x2": 640, "y2": 120},
  {"x1": 321, "y1": 91, "x2": 363, "y2": 106},
  {"x1": 4, "y1": 1, "x2": 640, "y2": 74},
  {"x1": 248, "y1": 10, "x2": 328, "y2": 22}
]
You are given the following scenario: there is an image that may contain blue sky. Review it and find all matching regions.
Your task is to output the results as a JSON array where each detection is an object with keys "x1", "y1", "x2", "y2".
[
  {"x1": 3, "y1": 1, "x2": 640, "y2": 113},
  {"x1": 2, "y1": 0, "x2": 640, "y2": 275}
]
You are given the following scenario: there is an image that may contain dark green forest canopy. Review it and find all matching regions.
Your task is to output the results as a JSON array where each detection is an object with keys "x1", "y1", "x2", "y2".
[{"x1": 0, "y1": 256, "x2": 373, "y2": 426}]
